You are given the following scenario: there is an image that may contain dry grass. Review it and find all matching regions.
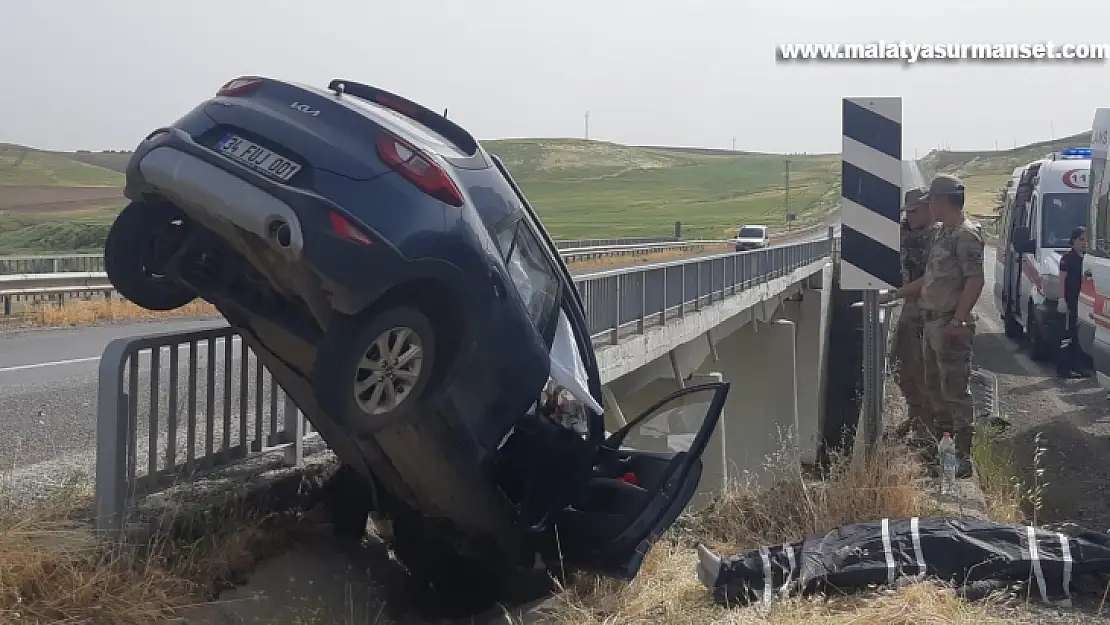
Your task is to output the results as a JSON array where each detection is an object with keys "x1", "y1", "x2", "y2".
[
  {"x1": 547, "y1": 440, "x2": 1028, "y2": 625},
  {"x1": 0, "y1": 479, "x2": 297, "y2": 624},
  {"x1": 9, "y1": 297, "x2": 217, "y2": 327}
]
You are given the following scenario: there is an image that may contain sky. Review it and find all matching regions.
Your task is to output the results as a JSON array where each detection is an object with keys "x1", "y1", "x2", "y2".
[{"x1": 1, "y1": 0, "x2": 1108, "y2": 156}]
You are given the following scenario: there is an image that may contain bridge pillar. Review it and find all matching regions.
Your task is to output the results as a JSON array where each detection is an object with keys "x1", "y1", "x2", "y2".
[
  {"x1": 699, "y1": 318, "x2": 800, "y2": 488},
  {"x1": 793, "y1": 263, "x2": 834, "y2": 465}
]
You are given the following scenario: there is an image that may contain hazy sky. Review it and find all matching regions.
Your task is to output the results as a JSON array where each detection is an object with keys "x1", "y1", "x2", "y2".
[{"x1": 2, "y1": 0, "x2": 1108, "y2": 156}]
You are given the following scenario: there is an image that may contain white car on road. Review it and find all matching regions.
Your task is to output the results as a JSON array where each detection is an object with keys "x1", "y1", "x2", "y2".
[{"x1": 735, "y1": 225, "x2": 770, "y2": 251}]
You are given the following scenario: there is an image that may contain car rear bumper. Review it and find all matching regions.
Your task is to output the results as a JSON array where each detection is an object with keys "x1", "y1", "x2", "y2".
[{"x1": 135, "y1": 143, "x2": 306, "y2": 261}]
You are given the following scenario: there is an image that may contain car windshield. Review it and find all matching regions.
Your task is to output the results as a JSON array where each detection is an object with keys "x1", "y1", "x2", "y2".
[
  {"x1": 1041, "y1": 193, "x2": 1089, "y2": 248},
  {"x1": 739, "y1": 228, "x2": 764, "y2": 238}
]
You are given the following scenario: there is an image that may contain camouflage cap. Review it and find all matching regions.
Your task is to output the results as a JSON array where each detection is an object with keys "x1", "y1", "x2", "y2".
[
  {"x1": 921, "y1": 174, "x2": 965, "y2": 200},
  {"x1": 903, "y1": 187, "x2": 927, "y2": 211}
]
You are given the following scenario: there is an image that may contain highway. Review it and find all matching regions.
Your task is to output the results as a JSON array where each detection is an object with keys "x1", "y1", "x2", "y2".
[{"x1": 0, "y1": 229, "x2": 839, "y2": 486}]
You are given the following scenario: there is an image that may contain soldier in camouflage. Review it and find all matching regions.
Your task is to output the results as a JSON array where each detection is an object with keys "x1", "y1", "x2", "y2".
[
  {"x1": 885, "y1": 174, "x2": 984, "y2": 477},
  {"x1": 891, "y1": 187, "x2": 939, "y2": 444}
]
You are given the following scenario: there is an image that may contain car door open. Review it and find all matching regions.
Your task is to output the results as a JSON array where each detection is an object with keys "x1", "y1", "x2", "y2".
[{"x1": 556, "y1": 382, "x2": 729, "y2": 578}]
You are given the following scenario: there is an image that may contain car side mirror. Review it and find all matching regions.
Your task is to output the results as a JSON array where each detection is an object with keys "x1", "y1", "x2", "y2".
[{"x1": 1012, "y1": 226, "x2": 1034, "y2": 253}]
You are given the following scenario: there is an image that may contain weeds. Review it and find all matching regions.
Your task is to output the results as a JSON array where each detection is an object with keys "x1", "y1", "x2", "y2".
[{"x1": 0, "y1": 476, "x2": 304, "y2": 624}]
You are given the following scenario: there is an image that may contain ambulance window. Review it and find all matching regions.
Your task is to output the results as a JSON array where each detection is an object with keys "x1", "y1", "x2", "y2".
[{"x1": 1092, "y1": 158, "x2": 1110, "y2": 258}]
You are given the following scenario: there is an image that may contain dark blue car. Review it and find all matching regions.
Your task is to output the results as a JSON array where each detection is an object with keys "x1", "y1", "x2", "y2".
[{"x1": 104, "y1": 76, "x2": 727, "y2": 607}]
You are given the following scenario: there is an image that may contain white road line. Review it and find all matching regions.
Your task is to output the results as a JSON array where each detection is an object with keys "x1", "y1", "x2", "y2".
[
  {"x1": 0, "y1": 356, "x2": 101, "y2": 373},
  {"x1": 0, "y1": 336, "x2": 243, "y2": 376}
]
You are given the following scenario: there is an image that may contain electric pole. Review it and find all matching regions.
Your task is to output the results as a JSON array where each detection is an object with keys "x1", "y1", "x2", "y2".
[
  {"x1": 784, "y1": 159, "x2": 791, "y2": 230},
  {"x1": 732, "y1": 137, "x2": 736, "y2": 151},
  {"x1": 584, "y1": 110, "x2": 590, "y2": 140}
]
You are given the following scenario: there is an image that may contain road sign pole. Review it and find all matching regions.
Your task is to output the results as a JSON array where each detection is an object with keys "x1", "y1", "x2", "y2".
[{"x1": 839, "y1": 97, "x2": 903, "y2": 458}]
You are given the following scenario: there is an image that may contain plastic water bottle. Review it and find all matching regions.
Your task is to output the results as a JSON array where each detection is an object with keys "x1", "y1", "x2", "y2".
[{"x1": 937, "y1": 432, "x2": 958, "y2": 495}]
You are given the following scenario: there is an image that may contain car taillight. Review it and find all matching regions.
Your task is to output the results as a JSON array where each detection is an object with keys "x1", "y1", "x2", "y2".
[
  {"x1": 375, "y1": 130, "x2": 463, "y2": 207},
  {"x1": 329, "y1": 211, "x2": 374, "y2": 246},
  {"x1": 217, "y1": 76, "x2": 265, "y2": 97}
]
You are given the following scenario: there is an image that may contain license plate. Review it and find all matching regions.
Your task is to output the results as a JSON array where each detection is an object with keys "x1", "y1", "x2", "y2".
[{"x1": 216, "y1": 133, "x2": 302, "y2": 182}]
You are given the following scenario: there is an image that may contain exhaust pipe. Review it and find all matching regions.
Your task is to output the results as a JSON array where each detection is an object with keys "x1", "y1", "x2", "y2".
[{"x1": 268, "y1": 219, "x2": 292, "y2": 248}]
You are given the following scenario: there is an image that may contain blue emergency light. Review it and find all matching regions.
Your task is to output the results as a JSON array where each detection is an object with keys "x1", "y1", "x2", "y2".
[{"x1": 1058, "y1": 148, "x2": 1092, "y2": 159}]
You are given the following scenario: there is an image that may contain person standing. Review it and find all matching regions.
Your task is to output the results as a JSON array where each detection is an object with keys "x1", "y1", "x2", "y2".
[
  {"x1": 891, "y1": 187, "x2": 940, "y2": 444},
  {"x1": 882, "y1": 174, "x2": 983, "y2": 477},
  {"x1": 1057, "y1": 227, "x2": 1092, "y2": 379}
]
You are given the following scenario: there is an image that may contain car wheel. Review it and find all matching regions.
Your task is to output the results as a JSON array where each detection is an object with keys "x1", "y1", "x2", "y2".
[
  {"x1": 315, "y1": 306, "x2": 436, "y2": 424},
  {"x1": 104, "y1": 201, "x2": 197, "y2": 311}
]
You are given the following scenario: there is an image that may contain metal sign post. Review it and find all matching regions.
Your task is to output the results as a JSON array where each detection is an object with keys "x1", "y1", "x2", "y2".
[{"x1": 840, "y1": 97, "x2": 903, "y2": 456}]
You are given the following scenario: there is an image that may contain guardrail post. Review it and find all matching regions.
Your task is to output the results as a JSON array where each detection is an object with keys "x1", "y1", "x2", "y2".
[
  {"x1": 659, "y1": 268, "x2": 668, "y2": 326},
  {"x1": 282, "y1": 391, "x2": 304, "y2": 467},
  {"x1": 610, "y1": 277, "x2": 621, "y2": 345},
  {"x1": 95, "y1": 339, "x2": 133, "y2": 534},
  {"x1": 637, "y1": 272, "x2": 646, "y2": 334},
  {"x1": 3, "y1": 295, "x2": 9, "y2": 316}
]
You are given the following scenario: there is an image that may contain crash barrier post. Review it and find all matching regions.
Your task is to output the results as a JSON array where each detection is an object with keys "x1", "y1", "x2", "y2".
[
  {"x1": 839, "y1": 97, "x2": 903, "y2": 458},
  {"x1": 94, "y1": 325, "x2": 316, "y2": 533},
  {"x1": 573, "y1": 237, "x2": 834, "y2": 341}
]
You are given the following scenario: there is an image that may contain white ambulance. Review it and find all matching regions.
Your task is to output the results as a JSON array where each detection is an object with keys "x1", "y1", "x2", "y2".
[
  {"x1": 994, "y1": 148, "x2": 1091, "y2": 360},
  {"x1": 1080, "y1": 109, "x2": 1110, "y2": 386}
]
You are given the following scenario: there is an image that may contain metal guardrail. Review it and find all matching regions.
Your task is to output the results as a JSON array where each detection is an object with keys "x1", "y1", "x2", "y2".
[
  {"x1": 574, "y1": 236, "x2": 834, "y2": 343},
  {"x1": 92, "y1": 233, "x2": 838, "y2": 531},
  {"x1": 0, "y1": 240, "x2": 734, "y2": 314},
  {"x1": 96, "y1": 325, "x2": 315, "y2": 530},
  {"x1": 1, "y1": 239, "x2": 678, "y2": 275}
]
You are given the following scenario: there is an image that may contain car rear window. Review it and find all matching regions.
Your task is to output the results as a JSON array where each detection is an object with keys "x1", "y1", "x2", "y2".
[
  {"x1": 739, "y1": 227, "x2": 765, "y2": 238},
  {"x1": 453, "y1": 167, "x2": 525, "y2": 241},
  {"x1": 340, "y1": 96, "x2": 468, "y2": 158}
]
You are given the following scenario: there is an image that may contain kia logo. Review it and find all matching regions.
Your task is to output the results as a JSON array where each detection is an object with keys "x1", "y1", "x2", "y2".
[{"x1": 1063, "y1": 169, "x2": 1089, "y2": 189}]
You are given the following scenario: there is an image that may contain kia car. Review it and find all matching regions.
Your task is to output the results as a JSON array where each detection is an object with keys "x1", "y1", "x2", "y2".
[{"x1": 103, "y1": 76, "x2": 729, "y2": 607}]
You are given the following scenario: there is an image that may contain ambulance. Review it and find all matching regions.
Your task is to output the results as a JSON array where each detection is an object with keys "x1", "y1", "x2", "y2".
[
  {"x1": 1080, "y1": 109, "x2": 1110, "y2": 386},
  {"x1": 994, "y1": 148, "x2": 1091, "y2": 360}
]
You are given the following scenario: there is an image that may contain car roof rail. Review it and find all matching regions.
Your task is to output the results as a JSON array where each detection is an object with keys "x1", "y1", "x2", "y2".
[{"x1": 328, "y1": 79, "x2": 477, "y2": 156}]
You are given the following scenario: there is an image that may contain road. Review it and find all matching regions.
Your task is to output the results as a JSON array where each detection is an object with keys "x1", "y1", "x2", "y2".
[{"x1": 0, "y1": 229, "x2": 838, "y2": 486}]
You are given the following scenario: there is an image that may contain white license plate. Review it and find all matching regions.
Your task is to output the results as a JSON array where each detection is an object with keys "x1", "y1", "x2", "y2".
[{"x1": 216, "y1": 134, "x2": 302, "y2": 182}]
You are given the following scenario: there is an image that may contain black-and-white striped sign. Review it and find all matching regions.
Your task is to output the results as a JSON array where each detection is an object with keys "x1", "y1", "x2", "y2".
[{"x1": 840, "y1": 98, "x2": 903, "y2": 290}]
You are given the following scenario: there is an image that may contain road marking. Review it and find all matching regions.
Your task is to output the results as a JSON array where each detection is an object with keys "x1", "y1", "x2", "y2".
[
  {"x1": 0, "y1": 335, "x2": 243, "y2": 376},
  {"x1": 0, "y1": 356, "x2": 101, "y2": 373}
]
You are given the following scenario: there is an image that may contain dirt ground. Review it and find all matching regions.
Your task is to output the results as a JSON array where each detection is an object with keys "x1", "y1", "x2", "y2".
[{"x1": 0, "y1": 185, "x2": 124, "y2": 212}]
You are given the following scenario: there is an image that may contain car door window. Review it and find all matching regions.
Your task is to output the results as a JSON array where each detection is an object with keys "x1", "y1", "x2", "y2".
[
  {"x1": 607, "y1": 384, "x2": 724, "y2": 456},
  {"x1": 500, "y1": 220, "x2": 561, "y2": 333}
]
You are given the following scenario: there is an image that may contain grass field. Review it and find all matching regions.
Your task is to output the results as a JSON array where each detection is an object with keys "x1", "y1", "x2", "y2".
[
  {"x1": 0, "y1": 139, "x2": 839, "y2": 254},
  {"x1": 919, "y1": 131, "x2": 1091, "y2": 218},
  {"x1": 0, "y1": 128, "x2": 1092, "y2": 255}
]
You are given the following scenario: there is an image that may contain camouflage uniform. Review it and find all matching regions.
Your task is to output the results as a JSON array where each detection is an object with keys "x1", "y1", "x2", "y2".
[
  {"x1": 918, "y1": 175, "x2": 984, "y2": 460},
  {"x1": 892, "y1": 190, "x2": 937, "y2": 439}
]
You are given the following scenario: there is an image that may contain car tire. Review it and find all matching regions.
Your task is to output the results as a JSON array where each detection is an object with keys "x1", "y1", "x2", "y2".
[
  {"x1": 314, "y1": 306, "x2": 437, "y2": 426},
  {"x1": 104, "y1": 201, "x2": 197, "y2": 311}
]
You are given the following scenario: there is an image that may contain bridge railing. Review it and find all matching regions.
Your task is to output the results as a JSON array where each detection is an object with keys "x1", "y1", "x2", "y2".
[
  {"x1": 575, "y1": 236, "x2": 834, "y2": 343},
  {"x1": 92, "y1": 234, "x2": 838, "y2": 531},
  {"x1": 96, "y1": 325, "x2": 315, "y2": 530}
]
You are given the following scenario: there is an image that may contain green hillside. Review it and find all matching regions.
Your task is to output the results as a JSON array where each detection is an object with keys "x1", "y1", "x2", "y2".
[
  {"x1": 0, "y1": 144, "x2": 123, "y2": 186},
  {"x1": 918, "y1": 131, "x2": 1091, "y2": 217},
  {"x1": 482, "y1": 139, "x2": 840, "y2": 239}
]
